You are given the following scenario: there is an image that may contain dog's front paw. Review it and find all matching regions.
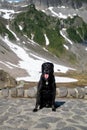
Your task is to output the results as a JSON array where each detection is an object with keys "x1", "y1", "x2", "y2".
[
  {"x1": 33, "y1": 108, "x2": 38, "y2": 112},
  {"x1": 52, "y1": 108, "x2": 56, "y2": 112}
]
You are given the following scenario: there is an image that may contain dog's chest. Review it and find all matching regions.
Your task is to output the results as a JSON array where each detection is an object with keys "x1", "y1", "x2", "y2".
[
  {"x1": 46, "y1": 81, "x2": 48, "y2": 85},
  {"x1": 42, "y1": 81, "x2": 52, "y2": 91}
]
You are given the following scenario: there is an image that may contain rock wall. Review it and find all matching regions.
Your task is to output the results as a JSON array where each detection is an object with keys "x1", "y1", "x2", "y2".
[{"x1": 1, "y1": 86, "x2": 87, "y2": 99}]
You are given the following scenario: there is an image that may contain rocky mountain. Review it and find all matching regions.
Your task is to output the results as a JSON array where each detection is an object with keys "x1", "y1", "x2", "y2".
[
  {"x1": 0, "y1": 1, "x2": 87, "y2": 87},
  {"x1": 27, "y1": 0, "x2": 87, "y2": 9},
  {"x1": 1, "y1": 0, "x2": 87, "y2": 9}
]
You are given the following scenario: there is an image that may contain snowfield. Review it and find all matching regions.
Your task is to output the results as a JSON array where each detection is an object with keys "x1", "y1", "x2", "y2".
[
  {"x1": 0, "y1": 6, "x2": 78, "y2": 83},
  {"x1": 0, "y1": 36, "x2": 77, "y2": 83},
  {"x1": 0, "y1": 9, "x2": 15, "y2": 19}
]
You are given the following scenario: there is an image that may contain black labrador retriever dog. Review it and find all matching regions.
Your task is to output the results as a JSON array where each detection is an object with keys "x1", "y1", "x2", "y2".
[{"x1": 33, "y1": 62, "x2": 56, "y2": 112}]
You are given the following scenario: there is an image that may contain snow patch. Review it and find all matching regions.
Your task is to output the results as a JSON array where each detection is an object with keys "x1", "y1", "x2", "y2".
[
  {"x1": 6, "y1": 25, "x2": 20, "y2": 41},
  {"x1": 19, "y1": 25, "x2": 23, "y2": 31},
  {"x1": 60, "y1": 28, "x2": 73, "y2": 45},
  {"x1": 55, "y1": 76, "x2": 78, "y2": 83},
  {"x1": 0, "y1": 9, "x2": 14, "y2": 19},
  {"x1": 48, "y1": 7, "x2": 67, "y2": 19},
  {"x1": 44, "y1": 34, "x2": 49, "y2": 46},
  {"x1": 63, "y1": 44, "x2": 69, "y2": 50},
  {"x1": 0, "y1": 36, "x2": 77, "y2": 83},
  {"x1": 0, "y1": 61, "x2": 13, "y2": 69}
]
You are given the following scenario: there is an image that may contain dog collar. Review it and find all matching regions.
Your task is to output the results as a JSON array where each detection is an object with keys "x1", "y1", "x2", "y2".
[{"x1": 46, "y1": 81, "x2": 48, "y2": 85}]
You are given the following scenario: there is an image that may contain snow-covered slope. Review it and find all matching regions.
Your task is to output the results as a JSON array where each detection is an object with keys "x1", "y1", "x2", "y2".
[
  {"x1": 0, "y1": 34, "x2": 78, "y2": 83},
  {"x1": 44, "y1": 6, "x2": 87, "y2": 23},
  {"x1": 1, "y1": 4, "x2": 87, "y2": 83}
]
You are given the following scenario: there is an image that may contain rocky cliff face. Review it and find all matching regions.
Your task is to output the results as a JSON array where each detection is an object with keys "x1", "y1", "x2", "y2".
[
  {"x1": 30, "y1": 0, "x2": 83, "y2": 9},
  {"x1": 0, "y1": 0, "x2": 87, "y2": 10},
  {"x1": 0, "y1": 70, "x2": 17, "y2": 89}
]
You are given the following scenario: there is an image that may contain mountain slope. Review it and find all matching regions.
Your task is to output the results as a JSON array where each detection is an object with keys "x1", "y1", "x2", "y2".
[
  {"x1": 11, "y1": 4, "x2": 65, "y2": 57},
  {"x1": 0, "y1": 33, "x2": 77, "y2": 83},
  {"x1": 3, "y1": 0, "x2": 87, "y2": 9},
  {"x1": 0, "y1": 3, "x2": 87, "y2": 84},
  {"x1": 10, "y1": 5, "x2": 87, "y2": 64},
  {"x1": 0, "y1": 4, "x2": 87, "y2": 67}
]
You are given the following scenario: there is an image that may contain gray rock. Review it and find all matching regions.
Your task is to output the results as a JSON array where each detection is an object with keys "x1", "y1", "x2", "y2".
[
  {"x1": 75, "y1": 87, "x2": 85, "y2": 98},
  {"x1": 57, "y1": 87, "x2": 68, "y2": 98},
  {"x1": 56, "y1": 121, "x2": 66, "y2": 129},
  {"x1": 17, "y1": 87, "x2": 24, "y2": 97},
  {"x1": 72, "y1": 109, "x2": 86, "y2": 115},
  {"x1": 8, "y1": 107, "x2": 19, "y2": 114},
  {"x1": 0, "y1": 126, "x2": 28, "y2": 130},
  {"x1": 40, "y1": 117, "x2": 59, "y2": 123},
  {"x1": 73, "y1": 115, "x2": 86, "y2": 122},
  {"x1": 84, "y1": 87, "x2": 87, "y2": 94},
  {"x1": 0, "y1": 115, "x2": 8, "y2": 123},
  {"x1": 59, "y1": 126, "x2": 77, "y2": 130},
  {"x1": 1, "y1": 88, "x2": 9, "y2": 97},
  {"x1": 68, "y1": 88, "x2": 77, "y2": 98},
  {"x1": 35, "y1": 122, "x2": 50, "y2": 129},
  {"x1": 27, "y1": 87, "x2": 37, "y2": 98},
  {"x1": 66, "y1": 119, "x2": 78, "y2": 124},
  {"x1": 11, "y1": 88, "x2": 17, "y2": 97},
  {"x1": 75, "y1": 125, "x2": 87, "y2": 130}
]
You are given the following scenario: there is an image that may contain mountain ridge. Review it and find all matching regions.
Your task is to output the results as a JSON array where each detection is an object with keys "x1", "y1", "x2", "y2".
[
  {"x1": 1, "y1": 0, "x2": 87, "y2": 10},
  {"x1": 0, "y1": 1, "x2": 87, "y2": 86}
]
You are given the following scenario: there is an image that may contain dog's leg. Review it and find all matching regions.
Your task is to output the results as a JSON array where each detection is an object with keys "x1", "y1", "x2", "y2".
[
  {"x1": 33, "y1": 104, "x2": 38, "y2": 112},
  {"x1": 33, "y1": 93, "x2": 40, "y2": 112},
  {"x1": 52, "y1": 82, "x2": 56, "y2": 111},
  {"x1": 33, "y1": 79, "x2": 42, "y2": 112},
  {"x1": 52, "y1": 94, "x2": 56, "y2": 111},
  {"x1": 52, "y1": 103, "x2": 56, "y2": 111}
]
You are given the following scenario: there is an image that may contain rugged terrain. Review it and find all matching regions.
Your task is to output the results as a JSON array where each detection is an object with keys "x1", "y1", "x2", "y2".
[{"x1": 0, "y1": 0, "x2": 87, "y2": 88}]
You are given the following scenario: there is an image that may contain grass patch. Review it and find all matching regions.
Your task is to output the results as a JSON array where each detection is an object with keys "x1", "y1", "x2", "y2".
[
  {"x1": 12, "y1": 4, "x2": 65, "y2": 56},
  {"x1": 0, "y1": 21, "x2": 16, "y2": 40},
  {"x1": 55, "y1": 70, "x2": 87, "y2": 88}
]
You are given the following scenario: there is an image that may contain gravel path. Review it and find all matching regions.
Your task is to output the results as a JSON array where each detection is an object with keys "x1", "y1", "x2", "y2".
[{"x1": 0, "y1": 98, "x2": 87, "y2": 130}]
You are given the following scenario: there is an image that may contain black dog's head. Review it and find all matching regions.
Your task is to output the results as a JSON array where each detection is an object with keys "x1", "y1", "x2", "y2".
[{"x1": 42, "y1": 62, "x2": 54, "y2": 80}]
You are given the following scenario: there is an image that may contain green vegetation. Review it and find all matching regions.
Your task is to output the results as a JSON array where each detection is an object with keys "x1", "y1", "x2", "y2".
[
  {"x1": 12, "y1": 4, "x2": 65, "y2": 56},
  {"x1": 67, "y1": 27, "x2": 82, "y2": 43},
  {"x1": 46, "y1": 28, "x2": 65, "y2": 57},
  {"x1": 63, "y1": 16, "x2": 87, "y2": 43},
  {"x1": 0, "y1": 21, "x2": 16, "y2": 40},
  {"x1": 12, "y1": 4, "x2": 87, "y2": 59}
]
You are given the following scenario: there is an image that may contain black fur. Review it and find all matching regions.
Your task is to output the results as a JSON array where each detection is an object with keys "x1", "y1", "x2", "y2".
[{"x1": 33, "y1": 62, "x2": 56, "y2": 112}]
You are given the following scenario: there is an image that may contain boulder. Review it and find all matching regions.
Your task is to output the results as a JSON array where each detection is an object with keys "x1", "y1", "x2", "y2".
[
  {"x1": 1, "y1": 88, "x2": 9, "y2": 97},
  {"x1": 11, "y1": 88, "x2": 17, "y2": 97},
  {"x1": 56, "y1": 87, "x2": 68, "y2": 98},
  {"x1": 68, "y1": 88, "x2": 77, "y2": 98},
  {"x1": 27, "y1": 87, "x2": 37, "y2": 98},
  {"x1": 0, "y1": 70, "x2": 17, "y2": 89},
  {"x1": 17, "y1": 87, "x2": 24, "y2": 97},
  {"x1": 75, "y1": 87, "x2": 85, "y2": 99}
]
